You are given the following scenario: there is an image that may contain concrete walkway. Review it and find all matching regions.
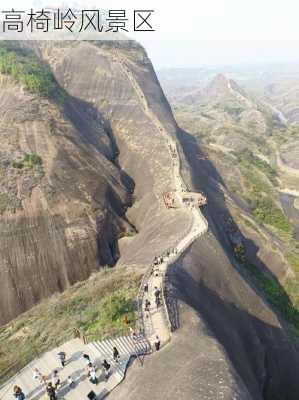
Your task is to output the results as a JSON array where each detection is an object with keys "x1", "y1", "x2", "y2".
[{"x1": 0, "y1": 336, "x2": 150, "y2": 400}]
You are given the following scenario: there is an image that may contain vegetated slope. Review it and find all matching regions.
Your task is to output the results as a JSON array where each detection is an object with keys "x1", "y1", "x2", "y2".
[
  {"x1": 169, "y1": 73, "x2": 299, "y2": 283},
  {"x1": 264, "y1": 79, "x2": 299, "y2": 124},
  {"x1": 0, "y1": 267, "x2": 142, "y2": 384}
]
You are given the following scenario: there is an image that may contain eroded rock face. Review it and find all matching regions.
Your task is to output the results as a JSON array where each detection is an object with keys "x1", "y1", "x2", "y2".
[
  {"x1": 0, "y1": 65, "x2": 134, "y2": 324},
  {"x1": 33, "y1": 41, "x2": 192, "y2": 268},
  {"x1": 0, "y1": 41, "x2": 192, "y2": 324}
]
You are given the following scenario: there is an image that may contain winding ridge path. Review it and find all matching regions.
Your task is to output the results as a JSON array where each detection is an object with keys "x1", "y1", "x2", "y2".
[
  {"x1": 0, "y1": 52, "x2": 208, "y2": 400},
  {"x1": 114, "y1": 50, "x2": 209, "y2": 350}
]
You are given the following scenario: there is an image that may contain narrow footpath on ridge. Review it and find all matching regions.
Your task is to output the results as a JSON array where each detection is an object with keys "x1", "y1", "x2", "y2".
[
  {"x1": 114, "y1": 49, "x2": 209, "y2": 349},
  {"x1": 0, "y1": 53, "x2": 209, "y2": 400}
]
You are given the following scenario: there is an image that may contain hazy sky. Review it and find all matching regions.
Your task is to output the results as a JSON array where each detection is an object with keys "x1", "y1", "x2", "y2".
[
  {"x1": 143, "y1": 40, "x2": 299, "y2": 70},
  {"x1": 2, "y1": 0, "x2": 299, "y2": 68}
]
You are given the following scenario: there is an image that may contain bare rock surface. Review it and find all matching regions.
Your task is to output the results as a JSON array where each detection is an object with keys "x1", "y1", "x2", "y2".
[
  {"x1": 0, "y1": 41, "x2": 190, "y2": 324},
  {"x1": 110, "y1": 303, "x2": 253, "y2": 400}
]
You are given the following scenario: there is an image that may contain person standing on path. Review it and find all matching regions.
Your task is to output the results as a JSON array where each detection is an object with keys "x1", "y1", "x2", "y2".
[
  {"x1": 46, "y1": 382, "x2": 57, "y2": 400},
  {"x1": 89, "y1": 365, "x2": 98, "y2": 385},
  {"x1": 154, "y1": 335, "x2": 161, "y2": 351},
  {"x1": 113, "y1": 346, "x2": 120, "y2": 363},
  {"x1": 102, "y1": 359, "x2": 111, "y2": 381},
  {"x1": 155, "y1": 296, "x2": 161, "y2": 309},
  {"x1": 51, "y1": 370, "x2": 60, "y2": 390},
  {"x1": 13, "y1": 385, "x2": 25, "y2": 400},
  {"x1": 57, "y1": 351, "x2": 66, "y2": 368},
  {"x1": 33, "y1": 368, "x2": 47, "y2": 385},
  {"x1": 67, "y1": 375, "x2": 75, "y2": 389},
  {"x1": 83, "y1": 353, "x2": 92, "y2": 366},
  {"x1": 154, "y1": 287, "x2": 161, "y2": 301},
  {"x1": 145, "y1": 299, "x2": 151, "y2": 312}
]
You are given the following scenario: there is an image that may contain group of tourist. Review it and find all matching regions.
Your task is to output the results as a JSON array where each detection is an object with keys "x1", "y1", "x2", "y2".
[
  {"x1": 29, "y1": 351, "x2": 72, "y2": 400},
  {"x1": 140, "y1": 249, "x2": 176, "y2": 355},
  {"x1": 83, "y1": 347, "x2": 119, "y2": 385},
  {"x1": 11, "y1": 347, "x2": 122, "y2": 399},
  {"x1": 152, "y1": 247, "x2": 177, "y2": 268},
  {"x1": 10, "y1": 246, "x2": 178, "y2": 400}
]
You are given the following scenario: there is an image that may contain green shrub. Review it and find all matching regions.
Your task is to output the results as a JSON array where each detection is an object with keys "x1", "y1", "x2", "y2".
[
  {"x1": 23, "y1": 153, "x2": 42, "y2": 167},
  {"x1": 12, "y1": 153, "x2": 42, "y2": 169},
  {"x1": 12, "y1": 161, "x2": 24, "y2": 169}
]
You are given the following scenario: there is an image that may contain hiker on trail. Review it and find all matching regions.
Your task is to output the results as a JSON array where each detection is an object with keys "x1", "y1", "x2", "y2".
[
  {"x1": 67, "y1": 375, "x2": 75, "y2": 388},
  {"x1": 13, "y1": 385, "x2": 25, "y2": 400},
  {"x1": 154, "y1": 287, "x2": 161, "y2": 300},
  {"x1": 130, "y1": 328, "x2": 138, "y2": 341},
  {"x1": 113, "y1": 346, "x2": 120, "y2": 363},
  {"x1": 144, "y1": 283, "x2": 148, "y2": 293},
  {"x1": 155, "y1": 296, "x2": 161, "y2": 309},
  {"x1": 129, "y1": 327, "x2": 138, "y2": 340},
  {"x1": 83, "y1": 353, "x2": 92, "y2": 365},
  {"x1": 51, "y1": 370, "x2": 60, "y2": 389},
  {"x1": 33, "y1": 368, "x2": 46, "y2": 385},
  {"x1": 102, "y1": 359, "x2": 111, "y2": 381},
  {"x1": 154, "y1": 335, "x2": 161, "y2": 351},
  {"x1": 87, "y1": 363, "x2": 95, "y2": 377},
  {"x1": 46, "y1": 382, "x2": 57, "y2": 400},
  {"x1": 57, "y1": 351, "x2": 66, "y2": 367},
  {"x1": 89, "y1": 365, "x2": 98, "y2": 385},
  {"x1": 145, "y1": 299, "x2": 151, "y2": 312}
]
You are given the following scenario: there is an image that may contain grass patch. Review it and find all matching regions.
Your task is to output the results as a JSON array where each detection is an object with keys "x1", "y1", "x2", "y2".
[
  {"x1": 0, "y1": 267, "x2": 142, "y2": 384},
  {"x1": 236, "y1": 149, "x2": 278, "y2": 186},
  {"x1": 245, "y1": 261, "x2": 299, "y2": 331},
  {"x1": 0, "y1": 43, "x2": 63, "y2": 100},
  {"x1": 12, "y1": 153, "x2": 42, "y2": 169},
  {"x1": 235, "y1": 246, "x2": 299, "y2": 337},
  {"x1": 234, "y1": 149, "x2": 293, "y2": 239},
  {"x1": 252, "y1": 197, "x2": 294, "y2": 235},
  {"x1": 81, "y1": 291, "x2": 137, "y2": 342}
]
